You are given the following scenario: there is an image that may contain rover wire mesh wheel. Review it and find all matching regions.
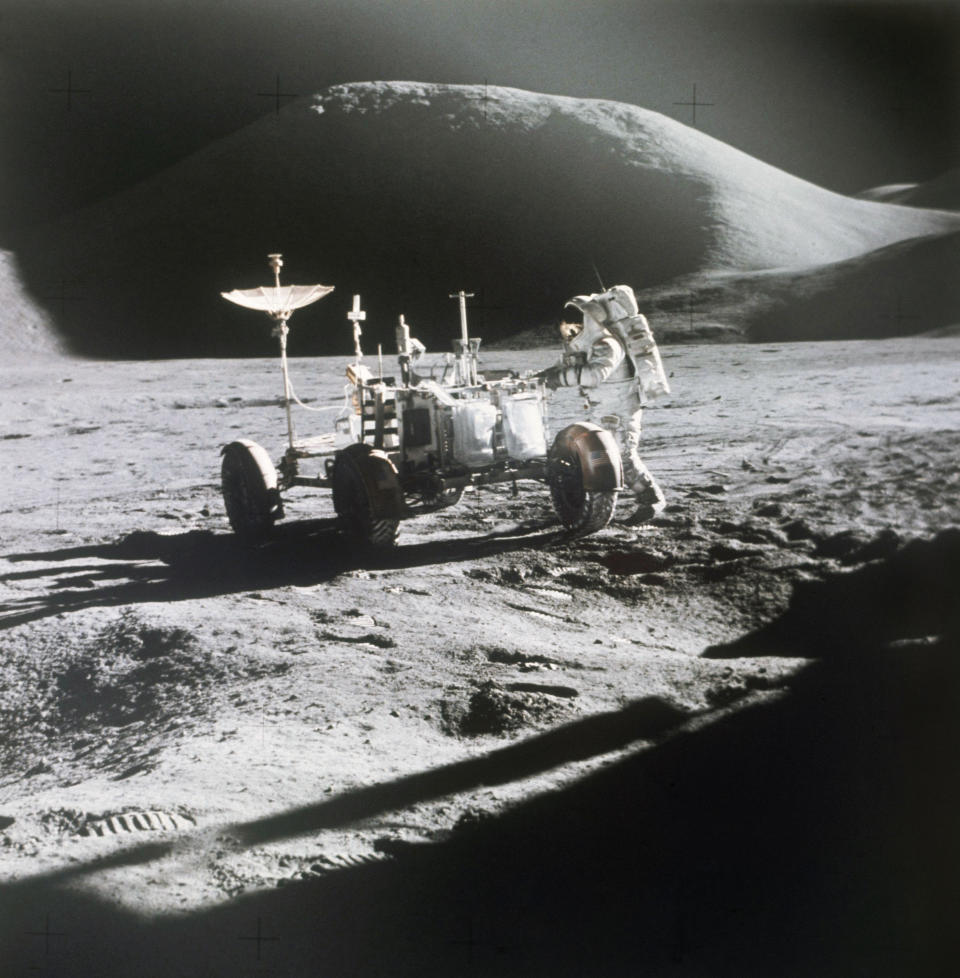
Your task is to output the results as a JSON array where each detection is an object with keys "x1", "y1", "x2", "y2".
[
  {"x1": 221, "y1": 441, "x2": 280, "y2": 543},
  {"x1": 548, "y1": 451, "x2": 617, "y2": 536},
  {"x1": 331, "y1": 450, "x2": 400, "y2": 549}
]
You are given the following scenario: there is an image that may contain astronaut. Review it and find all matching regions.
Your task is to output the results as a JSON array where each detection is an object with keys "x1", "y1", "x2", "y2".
[{"x1": 540, "y1": 285, "x2": 670, "y2": 525}]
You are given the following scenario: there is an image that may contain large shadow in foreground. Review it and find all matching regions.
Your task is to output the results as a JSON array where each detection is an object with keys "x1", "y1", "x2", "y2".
[
  {"x1": 2, "y1": 532, "x2": 957, "y2": 975},
  {"x1": 0, "y1": 518, "x2": 562, "y2": 629}
]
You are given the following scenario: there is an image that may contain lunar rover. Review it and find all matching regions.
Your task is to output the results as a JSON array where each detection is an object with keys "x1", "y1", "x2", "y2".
[{"x1": 219, "y1": 255, "x2": 624, "y2": 548}]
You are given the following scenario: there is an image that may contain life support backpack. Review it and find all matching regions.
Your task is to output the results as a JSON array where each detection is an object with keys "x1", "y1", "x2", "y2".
[{"x1": 565, "y1": 287, "x2": 671, "y2": 401}]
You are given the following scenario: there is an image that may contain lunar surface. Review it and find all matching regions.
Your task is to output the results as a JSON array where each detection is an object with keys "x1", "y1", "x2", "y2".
[{"x1": 1, "y1": 338, "x2": 958, "y2": 975}]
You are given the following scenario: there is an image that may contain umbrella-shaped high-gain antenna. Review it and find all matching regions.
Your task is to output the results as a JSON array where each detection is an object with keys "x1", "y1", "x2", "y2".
[{"x1": 222, "y1": 254, "x2": 334, "y2": 450}]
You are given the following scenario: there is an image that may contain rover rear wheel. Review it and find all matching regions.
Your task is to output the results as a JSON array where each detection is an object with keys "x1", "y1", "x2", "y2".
[
  {"x1": 332, "y1": 446, "x2": 401, "y2": 549},
  {"x1": 548, "y1": 451, "x2": 617, "y2": 536}
]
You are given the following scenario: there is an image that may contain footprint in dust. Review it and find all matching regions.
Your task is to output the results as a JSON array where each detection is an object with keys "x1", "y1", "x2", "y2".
[{"x1": 78, "y1": 810, "x2": 196, "y2": 837}]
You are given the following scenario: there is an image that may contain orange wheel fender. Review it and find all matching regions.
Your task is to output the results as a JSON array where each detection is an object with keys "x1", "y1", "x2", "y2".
[
  {"x1": 549, "y1": 423, "x2": 624, "y2": 492},
  {"x1": 334, "y1": 443, "x2": 405, "y2": 520}
]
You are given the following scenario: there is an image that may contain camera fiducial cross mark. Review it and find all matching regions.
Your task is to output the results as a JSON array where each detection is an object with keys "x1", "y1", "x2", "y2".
[
  {"x1": 238, "y1": 917, "x2": 280, "y2": 961},
  {"x1": 673, "y1": 84, "x2": 714, "y2": 127},
  {"x1": 24, "y1": 915, "x2": 67, "y2": 956},
  {"x1": 47, "y1": 68, "x2": 90, "y2": 111},
  {"x1": 256, "y1": 75, "x2": 298, "y2": 114}
]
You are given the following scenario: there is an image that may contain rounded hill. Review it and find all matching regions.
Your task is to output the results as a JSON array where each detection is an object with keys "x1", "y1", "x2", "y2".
[{"x1": 13, "y1": 82, "x2": 960, "y2": 357}]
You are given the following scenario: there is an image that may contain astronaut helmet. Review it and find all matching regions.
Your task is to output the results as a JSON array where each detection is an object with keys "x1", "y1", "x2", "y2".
[{"x1": 563, "y1": 294, "x2": 612, "y2": 355}]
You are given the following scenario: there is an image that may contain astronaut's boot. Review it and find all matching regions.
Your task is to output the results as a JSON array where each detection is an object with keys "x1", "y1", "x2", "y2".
[{"x1": 623, "y1": 461, "x2": 666, "y2": 526}]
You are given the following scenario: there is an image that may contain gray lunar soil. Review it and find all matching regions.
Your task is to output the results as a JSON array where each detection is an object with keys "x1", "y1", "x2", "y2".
[{"x1": 1, "y1": 338, "x2": 959, "y2": 975}]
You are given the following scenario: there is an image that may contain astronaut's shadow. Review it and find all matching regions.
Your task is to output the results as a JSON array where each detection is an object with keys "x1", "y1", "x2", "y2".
[{"x1": 0, "y1": 518, "x2": 565, "y2": 629}]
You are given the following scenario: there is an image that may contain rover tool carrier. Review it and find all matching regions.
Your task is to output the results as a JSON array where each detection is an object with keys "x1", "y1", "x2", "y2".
[{"x1": 219, "y1": 255, "x2": 624, "y2": 548}]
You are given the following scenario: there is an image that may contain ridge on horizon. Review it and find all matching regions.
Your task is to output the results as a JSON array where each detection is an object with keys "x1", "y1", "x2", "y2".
[{"x1": 6, "y1": 81, "x2": 960, "y2": 359}]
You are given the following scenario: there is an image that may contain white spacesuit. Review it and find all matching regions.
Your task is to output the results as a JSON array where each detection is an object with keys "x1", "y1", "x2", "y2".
[{"x1": 541, "y1": 285, "x2": 670, "y2": 524}]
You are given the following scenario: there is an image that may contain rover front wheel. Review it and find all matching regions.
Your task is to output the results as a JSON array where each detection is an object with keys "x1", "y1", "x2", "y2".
[{"x1": 221, "y1": 440, "x2": 281, "y2": 543}]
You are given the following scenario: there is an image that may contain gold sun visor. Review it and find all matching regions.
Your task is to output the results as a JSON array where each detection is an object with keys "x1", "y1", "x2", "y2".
[{"x1": 221, "y1": 284, "x2": 335, "y2": 319}]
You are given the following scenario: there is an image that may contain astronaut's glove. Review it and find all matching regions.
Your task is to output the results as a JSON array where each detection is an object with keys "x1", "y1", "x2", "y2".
[{"x1": 536, "y1": 367, "x2": 563, "y2": 391}]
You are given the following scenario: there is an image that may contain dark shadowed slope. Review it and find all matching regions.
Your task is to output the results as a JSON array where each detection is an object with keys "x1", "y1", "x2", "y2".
[
  {"x1": 12, "y1": 82, "x2": 960, "y2": 358},
  {"x1": 856, "y1": 182, "x2": 921, "y2": 204},
  {"x1": 638, "y1": 228, "x2": 960, "y2": 343},
  {"x1": 856, "y1": 168, "x2": 960, "y2": 211}
]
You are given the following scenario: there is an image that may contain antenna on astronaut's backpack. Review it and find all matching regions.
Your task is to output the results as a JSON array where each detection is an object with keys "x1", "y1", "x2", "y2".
[
  {"x1": 591, "y1": 261, "x2": 607, "y2": 292},
  {"x1": 221, "y1": 253, "x2": 335, "y2": 451}
]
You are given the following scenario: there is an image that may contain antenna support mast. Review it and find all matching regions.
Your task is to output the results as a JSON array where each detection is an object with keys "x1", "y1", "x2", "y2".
[
  {"x1": 220, "y1": 253, "x2": 334, "y2": 451},
  {"x1": 449, "y1": 290, "x2": 478, "y2": 386}
]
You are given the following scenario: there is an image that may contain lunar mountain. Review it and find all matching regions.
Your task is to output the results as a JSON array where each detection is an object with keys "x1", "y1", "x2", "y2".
[{"x1": 7, "y1": 81, "x2": 960, "y2": 358}]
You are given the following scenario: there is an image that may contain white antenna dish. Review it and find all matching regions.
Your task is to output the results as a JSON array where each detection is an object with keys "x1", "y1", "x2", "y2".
[
  {"x1": 220, "y1": 254, "x2": 335, "y2": 450},
  {"x1": 221, "y1": 254, "x2": 334, "y2": 320}
]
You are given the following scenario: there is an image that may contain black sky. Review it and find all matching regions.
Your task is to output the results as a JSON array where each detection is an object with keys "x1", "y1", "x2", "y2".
[{"x1": 1, "y1": 0, "x2": 958, "y2": 236}]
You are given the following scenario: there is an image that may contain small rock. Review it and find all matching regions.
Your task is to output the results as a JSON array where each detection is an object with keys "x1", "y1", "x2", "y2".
[
  {"x1": 708, "y1": 541, "x2": 765, "y2": 562},
  {"x1": 599, "y1": 549, "x2": 673, "y2": 575},
  {"x1": 782, "y1": 519, "x2": 815, "y2": 541},
  {"x1": 753, "y1": 501, "x2": 783, "y2": 517},
  {"x1": 814, "y1": 530, "x2": 867, "y2": 559},
  {"x1": 113, "y1": 761, "x2": 150, "y2": 781},
  {"x1": 464, "y1": 568, "x2": 494, "y2": 581},
  {"x1": 640, "y1": 573, "x2": 670, "y2": 586},
  {"x1": 501, "y1": 566, "x2": 527, "y2": 584},
  {"x1": 706, "y1": 682, "x2": 748, "y2": 706},
  {"x1": 454, "y1": 808, "x2": 496, "y2": 831},
  {"x1": 25, "y1": 760, "x2": 51, "y2": 776},
  {"x1": 699, "y1": 562, "x2": 742, "y2": 581},
  {"x1": 844, "y1": 528, "x2": 901, "y2": 565},
  {"x1": 506, "y1": 682, "x2": 579, "y2": 699}
]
